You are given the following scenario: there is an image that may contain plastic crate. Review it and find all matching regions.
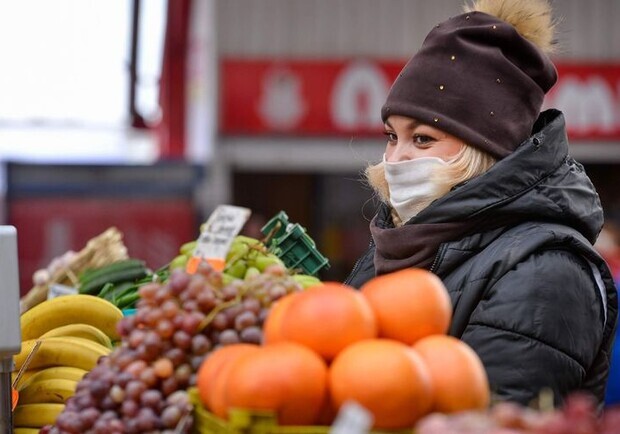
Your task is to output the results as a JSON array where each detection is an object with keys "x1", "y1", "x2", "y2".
[
  {"x1": 261, "y1": 211, "x2": 330, "y2": 276},
  {"x1": 122, "y1": 308, "x2": 137, "y2": 316},
  {"x1": 189, "y1": 388, "x2": 413, "y2": 434}
]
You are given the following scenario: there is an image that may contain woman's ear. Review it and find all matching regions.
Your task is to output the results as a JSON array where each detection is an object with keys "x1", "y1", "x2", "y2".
[{"x1": 364, "y1": 161, "x2": 390, "y2": 203}]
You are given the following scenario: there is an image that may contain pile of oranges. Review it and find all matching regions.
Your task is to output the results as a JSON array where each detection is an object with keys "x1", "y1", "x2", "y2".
[{"x1": 196, "y1": 268, "x2": 490, "y2": 430}]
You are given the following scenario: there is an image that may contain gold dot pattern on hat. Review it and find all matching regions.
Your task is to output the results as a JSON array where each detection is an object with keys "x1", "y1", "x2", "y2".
[
  {"x1": 490, "y1": 111, "x2": 495, "y2": 116},
  {"x1": 439, "y1": 85, "x2": 445, "y2": 90},
  {"x1": 433, "y1": 118, "x2": 439, "y2": 123},
  {"x1": 492, "y1": 25, "x2": 497, "y2": 29},
  {"x1": 496, "y1": 78, "x2": 501, "y2": 83},
  {"x1": 450, "y1": 55, "x2": 456, "y2": 61},
  {"x1": 465, "y1": 15, "x2": 470, "y2": 20}
]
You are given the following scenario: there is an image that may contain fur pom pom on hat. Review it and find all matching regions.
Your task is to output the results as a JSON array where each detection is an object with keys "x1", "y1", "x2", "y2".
[{"x1": 381, "y1": 0, "x2": 558, "y2": 159}]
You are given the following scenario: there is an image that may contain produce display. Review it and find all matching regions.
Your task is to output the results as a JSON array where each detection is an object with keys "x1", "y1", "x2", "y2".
[
  {"x1": 12, "y1": 220, "x2": 620, "y2": 434},
  {"x1": 39, "y1": 247, "x2": 307, "y2": 433}
]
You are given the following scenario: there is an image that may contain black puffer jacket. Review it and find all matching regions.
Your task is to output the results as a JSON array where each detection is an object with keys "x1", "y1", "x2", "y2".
[{"x1": 346, "y1": 110, "x2": 618, "y2": 406}]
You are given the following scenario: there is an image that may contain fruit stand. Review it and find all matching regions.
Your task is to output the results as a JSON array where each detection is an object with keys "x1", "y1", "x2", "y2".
[{"x1": 6, "y1": 208, "x2": 620, "y2": 434}]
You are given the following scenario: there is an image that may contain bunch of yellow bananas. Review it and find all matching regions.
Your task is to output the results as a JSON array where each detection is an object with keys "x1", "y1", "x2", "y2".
[{"x1": 12, "y1": 294, "x2": 121, "y2": 430}]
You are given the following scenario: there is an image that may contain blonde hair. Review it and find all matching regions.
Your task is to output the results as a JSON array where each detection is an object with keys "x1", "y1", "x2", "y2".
[
  {"x1": 433, "y1": 144, "x2": 497, "y2": 197},
  {"x1": 364, "y1": 144, "x2": 496, "y2": 225}
]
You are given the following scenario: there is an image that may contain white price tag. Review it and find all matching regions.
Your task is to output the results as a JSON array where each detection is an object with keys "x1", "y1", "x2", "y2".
[
  {"x1": 187, "y1": 205, "x2": 251, "y2": 273},
  {"x1": 330, "y1": 400, "x2": 373, "y2": 434}
]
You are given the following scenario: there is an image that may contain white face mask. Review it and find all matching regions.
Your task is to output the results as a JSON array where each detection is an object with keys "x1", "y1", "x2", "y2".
[{"x1": 383, "y1": 154, "x2": 448, "y2": 223}]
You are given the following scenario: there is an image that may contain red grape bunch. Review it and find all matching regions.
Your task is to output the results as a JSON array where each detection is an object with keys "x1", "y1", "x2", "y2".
[{"x1": 416, "y1": 393, "x2": 620, "y2": 434}]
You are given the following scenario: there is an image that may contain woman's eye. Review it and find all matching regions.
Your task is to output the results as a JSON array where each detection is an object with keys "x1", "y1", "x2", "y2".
[
  {"x1": 383, "y1": 131, "x2": 398, "y2": 143},
  {"x1": 413, "y1": 134, "x2": 433, "y2": 145}
]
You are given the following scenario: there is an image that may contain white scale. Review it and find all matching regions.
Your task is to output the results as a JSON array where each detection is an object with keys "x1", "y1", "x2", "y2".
[{"x1": 0, "y1": 226, "x2": 21, "y2": 432}]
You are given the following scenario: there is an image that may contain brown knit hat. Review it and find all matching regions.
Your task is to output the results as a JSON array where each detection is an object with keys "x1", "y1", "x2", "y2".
[{"x1": 381, "y1": 0, "x2": 558, "y2": 159}]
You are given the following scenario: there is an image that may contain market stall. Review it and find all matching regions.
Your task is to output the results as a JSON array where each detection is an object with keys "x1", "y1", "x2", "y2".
[{"x1": 4, "y1": 206, "x2": 618, "y2": 434}]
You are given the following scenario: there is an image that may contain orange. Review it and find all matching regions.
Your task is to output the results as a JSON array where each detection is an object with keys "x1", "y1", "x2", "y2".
[
  {"x1": 277, "y1": 282, "x2": 377, "y2": 360},
  {"x1": 262, "y1": 293, "x2": 294, "y2": 344},
  {"x1": 196, "y1": 343, "x2": 260, "y2": 417},
  {"x1": 316, "y1": 393, "x2": 337, "y2": 426},
  {"x1": 224, "y1": 342, "x2": 328, "y2": 425},
  {"x1": 413, "y1": 335, "x2": 490, "y2": 413},
  {"x1": 360, "y1": 268, "x2": 452, "y2": 344},
  {"x1": 329, "y1": 339, "x2": 433, "y2": 429}
]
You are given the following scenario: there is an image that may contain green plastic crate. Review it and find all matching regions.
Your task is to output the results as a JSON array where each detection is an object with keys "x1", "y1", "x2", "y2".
[{"x1": 260, "y1": 211, "x2": 330, "y2": 277}]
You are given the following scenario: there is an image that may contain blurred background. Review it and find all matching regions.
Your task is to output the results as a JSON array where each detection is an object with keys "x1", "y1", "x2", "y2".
[{"x1": 1, "y1": 0, "x2": 620, "y2": 293}]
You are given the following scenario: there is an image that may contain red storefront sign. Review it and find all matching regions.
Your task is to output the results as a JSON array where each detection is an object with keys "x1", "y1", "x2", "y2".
[
  {"x1": 220, "y1": 59, "x2": 620, "y2": 140},
  {"x1": 545, "y1": 64, "x2": 620, "y2": 140}
]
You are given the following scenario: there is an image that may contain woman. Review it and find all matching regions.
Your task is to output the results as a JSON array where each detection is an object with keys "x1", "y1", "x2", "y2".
[{"x1": 346, "y1": 0, "x2": 618, "y2": 407}]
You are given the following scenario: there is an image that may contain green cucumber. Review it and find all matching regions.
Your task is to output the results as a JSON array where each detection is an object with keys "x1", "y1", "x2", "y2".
[
  {"x1": 79, "y1": 261, "x2": 148, "y2": 295},
  {"x1": 97, "y1": 282, "x2": 116, "y2": 299},
  {"x1": 79, "y1": 259, "x2": 146, "y2": 284},
  {"x1": 104, "y1": 281, "x2": 137, "y2": 303},
  {"x1": 80, "y1": 266, "x2": 147, "y2": 295},
  {"x1": 116, "y1": 291, "x2": 141, "y2": 310}
]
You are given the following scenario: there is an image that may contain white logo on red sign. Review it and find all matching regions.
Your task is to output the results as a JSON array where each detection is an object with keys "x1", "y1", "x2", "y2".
[
  {"x1": 546, "y1": 75, "x2": 619, "y2": 134},
  {"x1": 257, "y1": 67, "x2": 306, "y2": 130},
  {"x1": 331, "y1": 61, "x2": 389, "y2": 130}
]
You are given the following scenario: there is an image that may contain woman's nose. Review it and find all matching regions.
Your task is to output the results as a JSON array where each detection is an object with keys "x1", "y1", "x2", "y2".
[{"x1": 386, "y1": 143, "x2": 412, "y2": 162}]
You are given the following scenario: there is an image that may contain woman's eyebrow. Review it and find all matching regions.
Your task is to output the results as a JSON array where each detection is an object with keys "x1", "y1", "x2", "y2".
[{"x1": 384, "y1": 119, "x2": 419, "y2": 130}]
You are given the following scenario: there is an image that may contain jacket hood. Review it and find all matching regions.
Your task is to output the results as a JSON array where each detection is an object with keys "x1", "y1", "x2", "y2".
[{"x1": 411, "y1": 109, "x2": 604, "y2": 244}]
